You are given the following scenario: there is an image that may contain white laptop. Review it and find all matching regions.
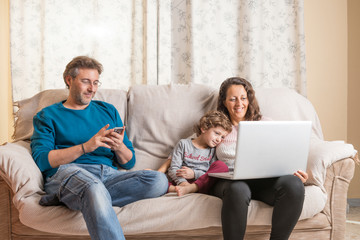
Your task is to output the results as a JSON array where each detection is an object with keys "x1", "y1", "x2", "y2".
[{"x1": 209, "y1": 121, "x2": 312, "y2": 180}]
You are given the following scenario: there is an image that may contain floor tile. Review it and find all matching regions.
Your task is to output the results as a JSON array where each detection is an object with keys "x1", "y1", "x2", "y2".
[{"x1": 346, "y1": 206, "x2": 360, "y2": 240}]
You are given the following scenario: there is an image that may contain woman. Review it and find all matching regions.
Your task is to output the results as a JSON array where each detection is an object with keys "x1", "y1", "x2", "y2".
[{"x1": 211, "y1": 77, "x2": 308, "y2": 240}]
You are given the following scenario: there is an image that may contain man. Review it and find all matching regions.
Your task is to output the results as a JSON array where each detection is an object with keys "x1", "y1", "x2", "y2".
[{"x1": 31, "y1": 56, "x2": 168, "y2": 240}]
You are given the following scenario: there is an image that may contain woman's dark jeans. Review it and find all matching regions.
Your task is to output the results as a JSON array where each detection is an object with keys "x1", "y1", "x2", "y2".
[{"x1": 210, "y1": 175, "x2": 305, "y2": 240}]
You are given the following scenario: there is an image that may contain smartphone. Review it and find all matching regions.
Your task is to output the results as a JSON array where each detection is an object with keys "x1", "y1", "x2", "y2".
[{"x1": 113, "y1": 127, "x2": 124, "y2": 134}]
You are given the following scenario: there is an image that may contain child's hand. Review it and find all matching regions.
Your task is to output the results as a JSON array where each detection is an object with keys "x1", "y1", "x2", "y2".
[
  {"x1": 176, "y1": 166, "x2": 195, "y2": 179},
  {"x1": 294, "y1": 170, "x2": 308, "y2": 183}
]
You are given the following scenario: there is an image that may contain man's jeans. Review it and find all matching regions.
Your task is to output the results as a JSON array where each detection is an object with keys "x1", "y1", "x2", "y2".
[{"x1": 41, "y1": 163, "x2": 168, "y2": 240}]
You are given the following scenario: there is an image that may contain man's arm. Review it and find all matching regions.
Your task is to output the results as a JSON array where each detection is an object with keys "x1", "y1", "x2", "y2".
[
  {"x1": 48, "y1": 145, "x2": 84, "y2": 168},
  {"x1": 48, "y1": 124, "x2": 116, "y2": 168},
  {"x1": 113, "y1": 143, "x2": 133, "y2": 165},
  {"x1": 106, "y1": 126, "x2": 134, "y2": 166}
]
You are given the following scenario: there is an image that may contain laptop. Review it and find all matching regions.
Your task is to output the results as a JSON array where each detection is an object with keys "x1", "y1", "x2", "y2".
[{"x1": 209, "y1": 121, "x2": 312, "y2": 180}]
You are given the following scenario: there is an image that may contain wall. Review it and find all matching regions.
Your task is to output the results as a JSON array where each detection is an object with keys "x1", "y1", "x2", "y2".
[
  {"x1": 304, "y1": 0, "x2": 348, "y2": 141},
  {"x1": 304, "y1": 0, "x2": 360, "y2": 198},
  {"x1": 347, "y1": 0, "x2": 360, "y2": 198},
  {"x1": 0, "y1": 0, "x2": 13, "y2": 145}
]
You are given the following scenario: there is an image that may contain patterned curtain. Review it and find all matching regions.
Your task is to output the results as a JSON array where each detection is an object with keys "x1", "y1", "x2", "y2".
[
  {"x1": 10, "y1": 0, "x2": 306, "y2": 101},
  {"x1": 171, "y1": 0, "x2": 306, "y2": 94}
]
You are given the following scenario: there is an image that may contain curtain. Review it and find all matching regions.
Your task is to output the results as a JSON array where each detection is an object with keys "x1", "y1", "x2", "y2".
[
  {"x1": 171, "y1": 0, "x2": 306, "y2": 94},
  {"x1": 10, "y1": 0, "x2": 171, "y2": 101},
  {"x1": 10, "y1": 0, "x2": 306, "y2": 101}
]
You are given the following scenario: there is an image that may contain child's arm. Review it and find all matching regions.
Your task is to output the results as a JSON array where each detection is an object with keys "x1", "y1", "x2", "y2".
[
  {"x1": 158, "y1": 158, "x2": 171, "y2": 173},
  {"x1": 167, "y1": 141, "x2": 188, "y2": 185}
]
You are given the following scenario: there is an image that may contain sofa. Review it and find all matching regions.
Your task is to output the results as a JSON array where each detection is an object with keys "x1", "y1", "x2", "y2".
[{"x1": 0, "y1": 83, "x2": 358, "y2": 240}]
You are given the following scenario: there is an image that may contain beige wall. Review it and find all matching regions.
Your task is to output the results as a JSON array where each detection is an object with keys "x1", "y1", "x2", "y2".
[
  {"x1": 347, "y1": 0, "x2": 360, "y2": 198},
  {"x1": 0, "y1": 1, "x2": 359, "y2": 195},
  {"x1": 304, "y1": 0, "x2": 360, "y2": 198},
  {"x1": 304, "y1": 0, "x2": 348, "y2": 141},
  {"x1": 0, "y1": 0, "x2": 13, "y2": 145}
]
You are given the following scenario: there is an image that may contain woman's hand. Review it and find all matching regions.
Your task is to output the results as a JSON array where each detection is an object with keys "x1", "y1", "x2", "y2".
[
  {"x1": 294, "y1": 170, "x2": 308, "y2": 183},
  {"x1": 176, "y1": 166, "x2": 195, "y2": 179}
]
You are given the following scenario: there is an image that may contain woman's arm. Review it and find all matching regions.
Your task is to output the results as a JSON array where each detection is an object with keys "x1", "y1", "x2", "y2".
[{"x1": 158, "y1": 158, "x2": 171, "y2": 173}]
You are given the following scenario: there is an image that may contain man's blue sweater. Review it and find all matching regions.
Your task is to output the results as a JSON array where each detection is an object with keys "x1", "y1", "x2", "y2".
[{"x1": 30, "y1": 100, "x2": 135, "y2": 178}]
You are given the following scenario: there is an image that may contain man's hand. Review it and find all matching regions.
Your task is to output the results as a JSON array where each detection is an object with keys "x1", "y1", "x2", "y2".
[
  {"x1": 98, "y1": 125, "x2": 133, "y2": 165},
  {"x1": 106, "y1": 126, "x2": 126, "y2": 152},
  {"x1": 83, "y1": 124, "x2": 114, "y2": 153},
  {"x1": 176, "y1": 166, "x2": 195, "y2": 180}
]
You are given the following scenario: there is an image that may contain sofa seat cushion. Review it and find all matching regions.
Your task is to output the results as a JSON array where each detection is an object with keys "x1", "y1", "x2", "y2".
[
  {"x1": 10, "y1": 195, "x2": 331, "y2": 238},
  {"x1": 12, "y1": 191, "x2": 329, "y2": 236}
]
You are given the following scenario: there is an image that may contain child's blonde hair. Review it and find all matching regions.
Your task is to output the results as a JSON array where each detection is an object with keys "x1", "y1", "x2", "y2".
[{"x1": 193, "y1": 110, "x2": 233, "y2": 137}]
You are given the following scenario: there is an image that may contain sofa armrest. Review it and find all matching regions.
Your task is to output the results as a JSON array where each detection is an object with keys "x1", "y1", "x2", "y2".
[
  {"x1": 306, "y1": 139, "x2": 357, "y2": 196},
  {"x1": 0, "y1": 141, "x2": 44, "y2": 210},
  {"x1": 323, "y1": 157, "x2": 355, "y2": 240}
]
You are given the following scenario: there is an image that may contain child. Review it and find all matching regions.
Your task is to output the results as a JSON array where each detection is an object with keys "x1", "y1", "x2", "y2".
[{"x1": 164, "y1": 110, "x2": 232, "y2": 196}]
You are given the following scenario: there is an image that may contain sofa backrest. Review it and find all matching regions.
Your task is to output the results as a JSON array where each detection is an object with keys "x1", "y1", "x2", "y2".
[
  {"x1": 125, "y1": 84, "x2": 324, "y2": 170},
  {"x1": 12, "y1": 84, "x2": 323, "y2": 171},
  {"x1": 13, "y1": 89, "x2": 69, "y2": 142},
  {"x1": 255, "y1": 88, "x2": 323, "y2": 140},
  {"x1": 13, "y1": 89, "x2": 128, "y2": 142}
]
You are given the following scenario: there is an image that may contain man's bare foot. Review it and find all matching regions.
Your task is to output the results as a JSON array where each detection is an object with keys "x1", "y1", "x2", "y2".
[{"x1": 175, "y1": 183, "x2": 199, "y2": 196}]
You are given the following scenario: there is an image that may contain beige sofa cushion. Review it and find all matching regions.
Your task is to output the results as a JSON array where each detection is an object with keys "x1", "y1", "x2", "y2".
[
  {"x1": 126, "y1": 83, "x2": 218, "y2": 171},
  {"x1": 13, "y1": 89, "x2": 69, "y2": 142},
  {"x1": 255, "y1": 87, "x2": 324, "y2": 140}
]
